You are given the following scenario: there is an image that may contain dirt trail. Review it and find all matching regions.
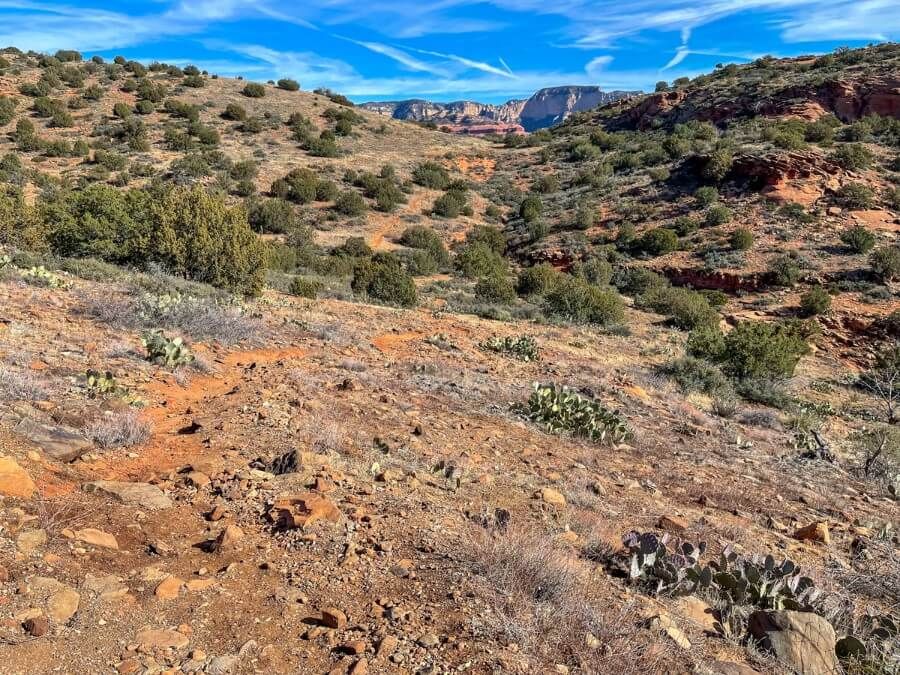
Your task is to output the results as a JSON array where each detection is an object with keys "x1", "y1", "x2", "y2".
[
  {"x1": 454, "y1": 155, "x2": 496, "y2": 182},
  {"x1": 91, "y1": 345, "x2": 308, "y2": 481},
  {"x1": 371, "y1": 331, "x2": 424, "y2": 352},
  {"x1": 367, "y1": 191, "x2": 430, "y2": 250}
]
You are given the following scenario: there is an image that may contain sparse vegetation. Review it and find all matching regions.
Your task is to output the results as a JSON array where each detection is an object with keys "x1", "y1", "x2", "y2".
[
  {"x1": 543, "y1": 275, "x2": 625, "y2": 326},
  {"x1": 479, "y1": 335, "x2": 540, "y2": 361},
  {"x1": 351, "y1": 253, "x2": 417, "y2": 307},
  {"x1": 841, "y1": 225, "x2": 876, "y2": 254},
  {"x1": 141, "y1": 330, "x2": 194, "y2": 367},
  {"x1": 525, "y1": 383, "x2": 631, "y2": 444},
  {"x1": 241, "y1": 82, "x2": 266, "y2": 98},
  {"x1": 870, "y1": 245, "x2": 900, "y2": 282}
]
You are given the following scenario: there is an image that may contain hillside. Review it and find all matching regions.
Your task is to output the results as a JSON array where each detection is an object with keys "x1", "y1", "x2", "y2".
[{"x1": 0, "y1": 44, "x2": 899, "y2": 675}]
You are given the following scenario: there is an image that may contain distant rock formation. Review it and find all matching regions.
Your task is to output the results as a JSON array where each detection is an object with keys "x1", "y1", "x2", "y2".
[
  {"x1": 518, "y1": 86, "x2": 638, "y2": 131},
  {"x1": 360, "y1": 86, "x2": 639, "y2": 133}
]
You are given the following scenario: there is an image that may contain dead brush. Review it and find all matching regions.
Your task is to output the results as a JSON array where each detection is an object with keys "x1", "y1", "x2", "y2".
[
  {"x1": 78, "y1": 287, "x2": 262, "y2": 345},
  {"x1": 468, "y1": 525, "x2": 686, "y2": 672},
  {"x1": 0, "y1": 367, "x2": 49, "y2": 401},
  {"x1": 87, "y1": 409, "x2": 151, "y2": 449}
]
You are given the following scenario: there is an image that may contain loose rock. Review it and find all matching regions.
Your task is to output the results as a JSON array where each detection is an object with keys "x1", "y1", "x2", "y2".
[{"x1": 0, "y1": 456, "x2": 35, "y2": 498}]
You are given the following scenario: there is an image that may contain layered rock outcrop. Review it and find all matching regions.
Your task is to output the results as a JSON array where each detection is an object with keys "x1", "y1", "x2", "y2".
[{"x1": 361, "y1": 86, "x2": 638, "y2": 132}]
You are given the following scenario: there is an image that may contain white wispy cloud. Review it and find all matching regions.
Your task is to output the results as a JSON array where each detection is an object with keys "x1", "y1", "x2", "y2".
[
  {"x1": 585, "y1": 55, "x2": 614, "y2": 77},
  {"x1": 407, "y1": 47, "x2": 516, "y2": 78},
  {"x1": 0, "y1": 0, "x2": 896, "y2": 104},
  {"x1": 338, "y1": 38, "x2": 451, "y2": 77},
  {"x1": 214, "y1": 42, "x2": 658, "y2": 99}
]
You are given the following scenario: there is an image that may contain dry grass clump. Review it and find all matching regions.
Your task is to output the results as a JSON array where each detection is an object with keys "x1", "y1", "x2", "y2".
[
  {"x1": 0, "y1": 367, "x2": 49, "y2": 401},
  {"x1": 79, "y1": 287, "x2": 262, "y2": 345},
  {"x1": 469, "y1": 526, "x2": 681, "y2": 672},
  {"x1": 87, "y1": 409, "x2": 151, "y2": 449}
]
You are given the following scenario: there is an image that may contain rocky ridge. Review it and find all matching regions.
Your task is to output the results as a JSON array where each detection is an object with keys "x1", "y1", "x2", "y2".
[{"x1": 361, "y1": 86, "x2": 639, "y2": 132}]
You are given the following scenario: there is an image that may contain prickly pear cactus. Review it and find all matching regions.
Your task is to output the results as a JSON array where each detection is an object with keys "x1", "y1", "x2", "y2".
[
  {"x1": 525, "y1": 382, "x2": 630, "y2": 445},
  {"x1": 141, "y1": 330, "x2": 194, "y2": 367},
  {"x1": 480, "y1": 335, "x2": 540, "y2": 361}
]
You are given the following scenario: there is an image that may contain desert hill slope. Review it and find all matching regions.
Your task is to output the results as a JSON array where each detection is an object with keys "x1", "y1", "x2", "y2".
[{"x1": 0, "y1": 44, "x2": 898, "y2": 674}]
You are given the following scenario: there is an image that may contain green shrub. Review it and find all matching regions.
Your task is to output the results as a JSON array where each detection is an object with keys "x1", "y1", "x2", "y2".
[
  {"x1": 334, "y1": 236, "x2": 372, "y2": 258},
  {"x1": 455, "y1": 241, "x2": 506, "y2": 279},
  {"x1": 673, "y1": 216, "x2": 699, "y2": 236},
  {"x1": 55, "y1": 49, "x2": 82, "y2": 62},
  {"x1": 223, "y1": 103, "x2": 247, "y2": 121},
  {"x1": 574, "y1": 202, "x2": 596, "y2": 230},
  {"x1": 730, "y1": 227, "x2": 754, "y2": 251},
  {"x1": 135, "y1": 99, "x2": 155, "y2": 115},
  {"x1": 433, "y1": 189, "x2": 468, "y2": 217},
  {"x1": 569, "y1": 142, "x2": 600, "y2": 162},
  {"x1": 401, "y1": 248, "x2": 438, "y2": 276},
  {"x1": 830, "y1": 143, "x2": 874, "y2": 170},
  {"x1": 612, "y1": 266, "x2": 669, "y2": 296},
  {"x1": 333, "y1": 190, "x2": 366, "y2": 216},
  {"x1": 399, "y1": 225, "x2": 449, "y2": 268},
  {"x1": 804, "y1": 118, "x2": 836, "y2": 144},
  {"x1": 870, "y1": 245, "x2": 900, "y2": 282},
  {"x1": 687, "y1": 324, "x2": 726, "y2": 360},
  {"x1": 516, "y1": 263, "x2": 560, "y2": 297},
  {"x1": 777, "y1": 202, "x2": 815, "y2": 224},
  {"x1": 573, "y1": 257, "x2": 613, "y2": 286},
  {"x1": 737, "y1": 378, "x2": 795, "y2": 409},
  {"x1": 705, "y1": 204, "x2": 732, "y2": 226},
  {"x1": 694, "y1": 186, "x2": 719, "y2": 206},
  {"x1": 834, "y1": 183, "x2": 874, "y2": 209},
  {"x1": 638, "y1": 227, "x2": 679, "y2": 256},
  {"x1": 525, "y1": 383, "x2": 631, "y2": 445},
  {"x1": 519, "y1": 195, "x2": 543, "y2": 223},
  {"x1": 721, "y1": 320, "x2": 811, "y2": 379},
  {"x1": 839, "y1": 225, "x2": 875, "y2": 254},
  {"x1": 288, "y1": 276, "x2": 322, "y2": 298},
  {"x1": 412, "y1": 161, "x2": 450, "y2": 189},
  {"x1": 94, "y1": 149, "x2": 127, "y2": 170},
  {"x1": 164, "y1": 99, "x2": 200, "y2": 121},
  {"x1": 277, "y1": 78, "x2": 300, "y2": 91},
  {"x1": 41, "y1": 184, "x2": 265, "y2": 296},
  {"x1": 533, "y1": 173, "x2": 560, "y2": 194},
  {"x1": 242, "y1": 82, "x2": 266, "y2": 98},
  {"x1": 466, "y1": 225, "x2": 505, "y2": 254},
  {"x1": 475, "y1": 273, "x2": 516, "y2": 304},
  {"x1": 305, "y1": 134, "x2": 339, "y2": 158},
  {"x1": 0, "y1": 96, "x2": 17, "y2": 126},
  {"x1": 136, "y1": 79, "x2": 166, "y2": 103},
  {"x1": 701, "y1": 149, "x2": 733, "y2": 182},
  {"x1": 182, "y1": 74, "x2": 205, "y2": 88},
  {"x1": 662, "y1": 134, "x2": 690, "y2": 159},
  {"x1": 767, "y1": 254, "x2": 803, "y2": 286},
  {"x1": 334, "y1": 118, "x2": 353, "y2": 136},
  {"x1": 247, "y1": 197, "x2": 304, "y2": 236},
  {"x1": 800, "y1": 286, "x2": 831, "y2": 316},
  {"x1": 543, "y1": 275, "x2": 625, "y2": 326},
  {"x1": 351, "y1": 253, "x2": 417, "y2": 307},
  {"x1": 885, "y1": 186, "x2": 900, "y2": 211},
  {"x1": 641, "y1": 286, "x2": 718, "y2": 330},
  {"x1": 315, "y1": 179, "x2": 338, "y2": 202},
  {"x1": 659, "y1": 356, "x2": 730, "y2": 395},
  {"x1": 272, "y1": 168, "x2": 320, "y2": 204}
]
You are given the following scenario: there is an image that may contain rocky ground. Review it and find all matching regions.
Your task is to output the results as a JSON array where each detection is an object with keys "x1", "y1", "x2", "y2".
[{"x1": 1, "y1": 267, "x2": 897, "y2": 674}]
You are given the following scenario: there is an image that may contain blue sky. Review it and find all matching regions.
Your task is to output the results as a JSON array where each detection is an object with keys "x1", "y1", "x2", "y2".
[{"x1": 0, "y1": 1, "x2": 897, "y2": 103}]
